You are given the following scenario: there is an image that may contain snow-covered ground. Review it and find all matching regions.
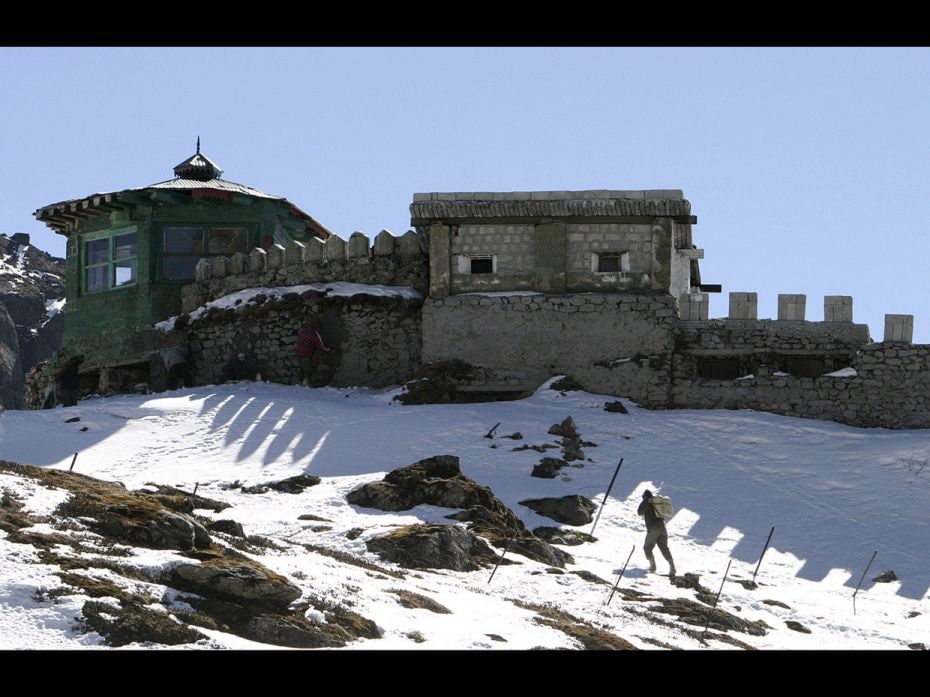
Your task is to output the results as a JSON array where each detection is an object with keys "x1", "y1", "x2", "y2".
[{"x1": 0, "y1": 381, "x2": 928, "y2": 649}]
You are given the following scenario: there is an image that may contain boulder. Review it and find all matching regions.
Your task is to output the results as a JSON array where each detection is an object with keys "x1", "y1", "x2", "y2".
[
  {"x1": 207, "y1": 519, "x2": 246, "y2": 538},
  {"x1": 547, "y1": 417, "x2": 578, "y2": 439},
  {"x1": 531, "y1": 457, "x2": 567, "y2": 479},
  {"x1": 171, "y1": 557, "x2": 302, "y2": 608},
  {"x1": 365, "y1": 524, "x2": 499, "y2": 572},
  {"x1": 520, "y1": 495, "x2": 597, "y2": 526}
]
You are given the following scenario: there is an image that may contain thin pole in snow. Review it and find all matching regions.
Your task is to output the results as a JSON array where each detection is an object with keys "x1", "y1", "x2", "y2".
[
  {"x1": 488, "y1": 530, "x2": 519, "y2": 584},
  {"x1": 606, "y1": 545, "x2": 636, "y2": 606},
  {"x1": 852, "y1": 550, "x2": 878, "y2": 616},
  {"x1": 68, "y1": 452, "x2": 78, "y2": 472},
  {"x1": 700, "y1": 559, "x2": 733, "y2": 645},
  {"x1": 752, "y1": 526, "x2": 775, "y2": 583},
  {"x1": 589, "y1": 458, "x2": 624, "y2": 537},
  {"x1": 484, "y1": 423, "x2": 501, "y2": 439},
  {"x1": 192, "y1": 482, "x2": 199, "y2": 496}
]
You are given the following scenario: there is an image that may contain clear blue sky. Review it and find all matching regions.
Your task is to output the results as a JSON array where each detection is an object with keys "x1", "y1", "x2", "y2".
[{"x1": 2, "y1": 47, "x2": 928, "y2": 341}]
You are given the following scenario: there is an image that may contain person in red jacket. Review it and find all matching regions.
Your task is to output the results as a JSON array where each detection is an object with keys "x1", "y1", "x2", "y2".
[{"x1": 295, "y1": 319, "x2": 330, "y2": 386}]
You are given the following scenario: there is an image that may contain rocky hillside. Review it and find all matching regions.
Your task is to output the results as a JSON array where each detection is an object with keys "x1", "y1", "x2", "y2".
[{"x1": 0, "y1": 233, "x2": 65, "y2": 409}]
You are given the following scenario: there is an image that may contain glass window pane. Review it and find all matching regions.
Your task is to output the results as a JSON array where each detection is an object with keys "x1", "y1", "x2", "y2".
[
  {"x1": 85, "y1": 265, "x2": 107, "y2": 292},
  {"x1": 114, "y1": 231, "x2": 137, "y2": 260},
  {"x1": 164, "y1": 256, "x2": 199, "y2": 280},
  {"x1": 208, "y1": 227, "x2": 248, "y2": 254},
  {"x1": 164, "y1": 227, "x2": 204, "y2": 254},
  {"x1": 114, "y1": 259, "x2": 137, "y2": 286},
  {"x1": 86, "y1": 238, "x2": 109, "y2": 265}
]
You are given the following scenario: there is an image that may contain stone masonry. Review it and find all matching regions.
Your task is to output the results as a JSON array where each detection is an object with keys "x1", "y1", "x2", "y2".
[{"x1": 180, "y1": 289, "x2": 422, "y2": 389}]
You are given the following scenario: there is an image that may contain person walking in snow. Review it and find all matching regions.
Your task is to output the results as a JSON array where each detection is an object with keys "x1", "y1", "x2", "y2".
[
  {"x1": 295, "y1": 319, "x2": 331, "y2": 387},
  {"x1": 638, "y1": 489, "x2": 676, "y2": 577}
]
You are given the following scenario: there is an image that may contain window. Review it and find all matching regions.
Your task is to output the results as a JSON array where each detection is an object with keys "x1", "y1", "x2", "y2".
[
  {"x1": 83, "y1": 229, "x2": 137, "y2": 293},
  {"x1": 593, "y1": 251, "x2": 630, "y2": 273},
  {"x1": 163, "y1": 226, "x2": 248, "y2": 280},
  {"x1": 457, "y1": 254, "x2": 496, "y2": 275}
]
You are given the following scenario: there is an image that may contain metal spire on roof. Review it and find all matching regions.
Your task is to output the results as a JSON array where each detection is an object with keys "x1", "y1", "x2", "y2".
[{"x1": 196, "y1": 136, "x2": 200, "y2": 155}]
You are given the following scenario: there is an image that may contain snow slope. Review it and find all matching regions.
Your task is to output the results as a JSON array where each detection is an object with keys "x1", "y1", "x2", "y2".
[{"x1": 0, "y1": 381, "x2": 928, "y2": 649}]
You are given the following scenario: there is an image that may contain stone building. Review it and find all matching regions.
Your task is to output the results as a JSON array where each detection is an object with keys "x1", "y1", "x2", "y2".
[{"x1": 26, "y1": 160, "x2": 930, "y2": 429}]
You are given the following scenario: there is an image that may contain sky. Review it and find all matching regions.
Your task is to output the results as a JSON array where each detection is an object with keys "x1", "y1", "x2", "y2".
[
  {"x1": 2, "y1": 47, "x2": 928, "y2": 341},
  {"x1": 1, "y1": 381, "x2": 928, "y2": 648}
]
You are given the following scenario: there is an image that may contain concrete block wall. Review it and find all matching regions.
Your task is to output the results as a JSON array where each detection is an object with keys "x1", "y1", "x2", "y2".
[
  {"x1": 422, "y1": 293, "x2": 679, "y2": 407},
  {"x1": 181, "y1": 230, "x2": 428, "y2": 313}
]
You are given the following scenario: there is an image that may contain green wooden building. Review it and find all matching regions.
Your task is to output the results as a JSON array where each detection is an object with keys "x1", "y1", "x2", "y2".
[{"x1": 34, "y1": 142, "x2": 332, "y2": 372}]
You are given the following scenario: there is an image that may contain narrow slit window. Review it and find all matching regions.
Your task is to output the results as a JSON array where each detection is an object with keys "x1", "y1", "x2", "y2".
[{"x1": 596, "y1": 251, "x2": 630, "y2": 273}]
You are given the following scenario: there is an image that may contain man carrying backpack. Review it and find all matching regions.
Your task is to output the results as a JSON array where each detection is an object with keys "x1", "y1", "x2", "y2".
[{"x1": 637, "y1": 489, "x2": 677, "y2": 577}]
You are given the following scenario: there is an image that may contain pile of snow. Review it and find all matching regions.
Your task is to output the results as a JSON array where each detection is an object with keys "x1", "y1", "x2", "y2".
[{"x1": 823, "y1": 367, "x2": 858, "y2": 378}]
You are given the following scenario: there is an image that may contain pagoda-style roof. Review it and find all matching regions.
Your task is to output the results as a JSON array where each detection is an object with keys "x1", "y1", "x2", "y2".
[{"x1": 35, "y1": 143, "x2": 331, "y2": 238}]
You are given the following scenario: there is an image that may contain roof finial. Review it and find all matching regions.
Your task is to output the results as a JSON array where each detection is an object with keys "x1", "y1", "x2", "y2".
[{"x1": 196, "y1": 136, "x2": 201, "y2": 155}]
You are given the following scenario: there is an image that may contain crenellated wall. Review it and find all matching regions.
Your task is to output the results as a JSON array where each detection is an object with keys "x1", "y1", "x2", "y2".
[{"x1": 181, "y1": 229, "x2": 429, "y2": 314}]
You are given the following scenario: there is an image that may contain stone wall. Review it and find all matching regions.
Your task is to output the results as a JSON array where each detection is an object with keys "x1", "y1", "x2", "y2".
[
  {"x1": 180, "y1": 289, "x2": 422, "y2": 389},
  {"x1": 669, "y1": 343, "x2": 930, "y2": 429},
  {"x1": 422, "y1": 293, "x2": 679, "y2": 406},
  {"x1": 181, "y1": 230, "x2": 428, "y2": 314}
]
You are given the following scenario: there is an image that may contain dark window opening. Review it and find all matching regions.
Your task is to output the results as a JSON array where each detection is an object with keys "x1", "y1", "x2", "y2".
[
  {"x1": 471, "y1": 257, "x2": 493, "y2": 274},
  {"x1": 696, "y1": 357, "x2": 745, "y2": 380}
]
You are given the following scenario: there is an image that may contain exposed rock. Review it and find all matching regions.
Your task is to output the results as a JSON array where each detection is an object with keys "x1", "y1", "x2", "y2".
[
  {"x1": 532, "y1": 457, "x2": 567, "y2": 479},
  {"x1": 351, "y1": 456, "x2": 572, "y2": 568},
  {"x1": 762, "y1": 599, "x2": 791, "y2": 609},
  {"x1": 519, "y1": 601, "x2": 637, "y2": 650},
  {"x1": 532, "y1": 527, "x2": 596, "y2": 546},
  {"x1": 512, "y1": 443, "x2": 559, "y2": 453},
  {"x1": 550, "y1": 375, "x2": 583, "y2": 392},
  {"x1": 604, "y1": 400, "x2": 628, "y2": 414},
  {"x1": 561, "y1": 441, "x2": 585, "y2": 462},
  {"x1": 243, "y1": 474, "x2": 321, "y2": 495},
  {"x1": 909, "y1": 643, "x2": 927, "y2": 650},
  {"x1": 487, "y1": 633, "x2": 507, "y2": 642},
  {"x1": 65, "y1": 416, "x2": 80, "y2": 423},
  {"x1": 785, "y1": 620, "x2": 812, "y2": 634},
  {"x1": 546, "y1": 567, "x2": 564, "y2": 574},
  {"x1": 170, "y1": 555, "x2": 302, "y2": 608},
  {"x1": 394, "y1": 359, "x2": 477, "y2": 405},
  {"x1": 0, "y1": 302, "x2": 24, "y2": 409},
  {"x1": 298, "y1": 513, "x2": 333, "y2": 522},
  {"x1": 387, "y1": 588, "x2": 452, "y2": 614},
  {"x1": 571, "y1": 569, "x2": 610, "y2": 585},
  {"x1": 873, "y1": 570, "x2": 898, "y2": 583},
  {"x1": 345, "y1": 527, "x2": 364, "y2": 540},
  {"x1": 81, "y1": 600, "x2": 206, "y2": 647},
  {"x1": 737, "y1": 579, "x2": 759, "y2": 590},
  {"x1": 52, "y1": 476, "x2": 212, "y2": 552},
  {"x1": 406, "y1": 631, "x2": 426, "y2": 643},
  {"x1": 547, "y1": 417, "x2": 579, "y2": 439},
  {"x1": 365, "y1": 524, "x2": 499, "y2": 572},
  {"x1": 520, "y1": 495, "x2": 597, "y2": 526},
  {"x1": 504, "y1": 432, "x2": 523, "y2": 440},
  {"x1": 207, "y1": 519, "x2": 246, "y2": 538},
  {"x1": 650, "y1": 597, "x2": 768, "y2": 636},
  {"x1": 142, "y1": 484, "x2": 230, "y2": 512}
]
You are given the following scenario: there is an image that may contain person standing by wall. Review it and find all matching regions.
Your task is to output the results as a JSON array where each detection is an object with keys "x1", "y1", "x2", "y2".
[{"x1": 295, "y1": 319, "x2": 331, "y2": 387}]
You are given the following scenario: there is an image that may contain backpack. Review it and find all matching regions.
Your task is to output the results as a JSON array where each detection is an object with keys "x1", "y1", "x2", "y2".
[{"x1": 651, "y1": 495, "x2": 674, "y2": 521}]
